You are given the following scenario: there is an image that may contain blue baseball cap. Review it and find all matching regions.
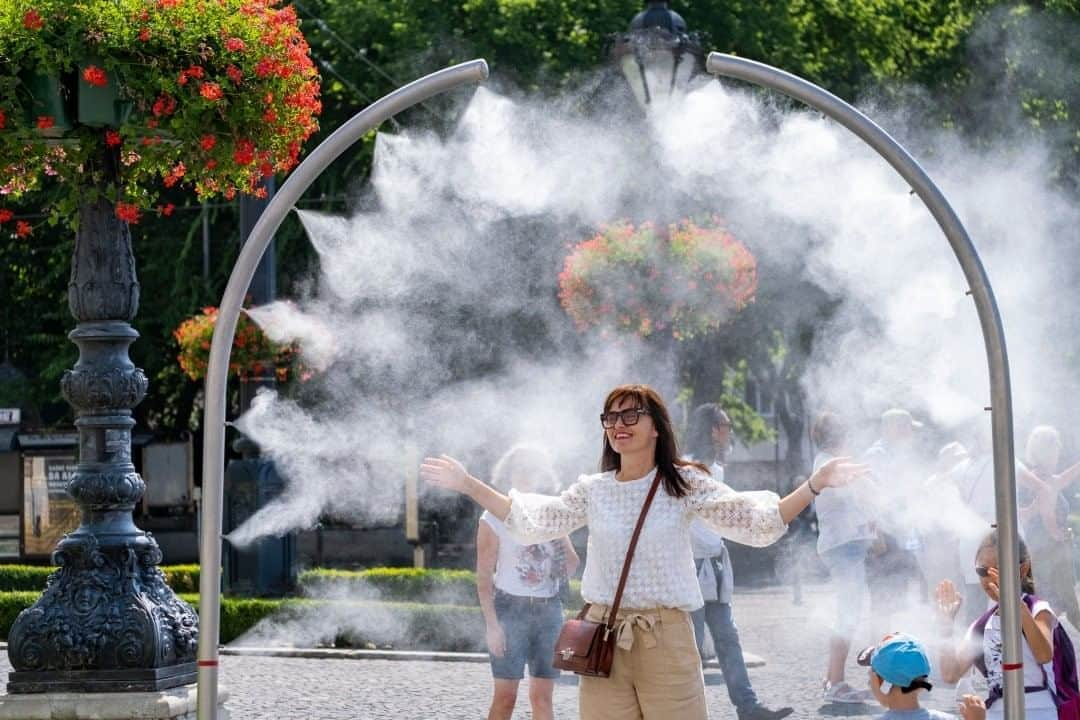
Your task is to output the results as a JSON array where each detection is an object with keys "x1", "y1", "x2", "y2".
[{"x1": 857, "y1": 633, "x2": 933, "y2": 692}]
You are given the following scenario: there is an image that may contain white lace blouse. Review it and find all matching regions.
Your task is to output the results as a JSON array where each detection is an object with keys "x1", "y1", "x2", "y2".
[{"x1": 504, "y1": 465, "x2": 787, "y2": 611}]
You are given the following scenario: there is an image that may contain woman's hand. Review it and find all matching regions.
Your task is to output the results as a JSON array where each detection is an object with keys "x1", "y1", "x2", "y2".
[
  {"x1": 935, "y1": 579, "x2": 963, "y2": 621},
  {"x1": 959, "y1": 694, "x2": 987, "y2": 720},
  {"x1": 486, "y1": 623, "x2": 507, "y2": 657},
  {"x1": 811, "y1": 457, "x2": 871, "y2": 490},
  {"x1": 420, "y1": 455, "x2": 474, "y2": 495}
]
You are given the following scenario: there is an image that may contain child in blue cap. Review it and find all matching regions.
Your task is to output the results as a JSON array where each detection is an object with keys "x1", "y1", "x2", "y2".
[{"x1": 859, "y1": 633, "x2": 986, "y2": 720}]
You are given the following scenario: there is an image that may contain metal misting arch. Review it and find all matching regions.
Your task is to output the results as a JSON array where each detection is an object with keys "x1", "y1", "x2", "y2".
[
  {"x1": 198, "y1": 55, "x2": 1024, "y2": 720},
  {"x1": 704, "y1": 53, "x2": 1023, "y2": 720}
]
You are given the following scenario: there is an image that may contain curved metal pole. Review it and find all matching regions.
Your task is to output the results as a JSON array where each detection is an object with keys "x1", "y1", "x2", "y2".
[
  {"x1": 196, "y1": 59, "x2": 489, "y2": 720},
  {"x1": 705, "y1": 53, "x2": 1022, "y2": 719}
]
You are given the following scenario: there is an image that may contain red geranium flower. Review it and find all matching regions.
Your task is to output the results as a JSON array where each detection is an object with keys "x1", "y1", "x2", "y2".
[
  {"x1": 36, "y1": 116, "x2": 55, "y2": 130},
  {"x1": 199, "y1": 134, "x2": 217, "y2": 151},
  {"x1": 105, "y1": 130, "x2": 122, "y2": 147},
  {"x1": 233, "y1": 139, "x2": 255, "y2": 165},
  {"x1": 23, "y1": 10, "x2": 44, "y2": 30},
  {"x1": 199, "y1": 82, "x2": 223, "y2": 101},
  {"x1": 115, "y1": 202, "x2": 141, "y2": 224},
  {"x1": 152, "y1": 94, "x2": 177, "y2": 117},
  {"x1": 82, "y1": 65, "x2": 108, "y2": 87},
  {"x1": 225, "y1": 37, "x2": 245, "y2": 51},
  {"x1": 0, "y1": 109, "x2": 6, "y2": 130},
  {"x1": 0, "y1": 209, "x2": 13, "y2": 223},
  {"x1": 160, "y1": 203, "x2": 176, "y2": 217},
  {"x1": 15, "y1": 221, "x2": 32, "y2": 238}
]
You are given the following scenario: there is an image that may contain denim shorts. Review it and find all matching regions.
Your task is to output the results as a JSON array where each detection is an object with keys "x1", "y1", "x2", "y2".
[{"x1": 490, "y1": 589, "x2": 564, "y2": 680}]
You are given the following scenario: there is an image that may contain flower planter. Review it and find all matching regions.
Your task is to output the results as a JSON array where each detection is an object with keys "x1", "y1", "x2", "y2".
[
  {"x1": 77, "y1": 59, "x2": 131, "y2": 127},
  {"x1": 21, "y1": 72, "x2": 73, "y2": 138}
]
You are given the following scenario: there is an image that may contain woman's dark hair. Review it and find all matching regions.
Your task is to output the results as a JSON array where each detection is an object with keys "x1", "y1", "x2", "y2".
[
  {"x1": 811, "y1": 411, "x2": 846, "y2": 451},
  {"x1": 600, "y1": 384, "x2": 707, "y2": 498},
  {"x1": 686, "y1": 403, "x2": 730, "y2": 463},
  {"x1": 977, "y1": 529, "x2": 1036, "y2": 595}
]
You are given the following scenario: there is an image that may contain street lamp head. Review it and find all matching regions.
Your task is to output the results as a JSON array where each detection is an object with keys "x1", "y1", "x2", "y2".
[{"x1": 611, "y1": 1, "x2": 705, "y2": 110}]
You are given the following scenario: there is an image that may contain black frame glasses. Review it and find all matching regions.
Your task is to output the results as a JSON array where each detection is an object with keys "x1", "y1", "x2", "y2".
[
  {"x1": 600, "y1": 408, "x2": 649, "y2": 429},
  {"x1": 974, "y1": 565, "x2": 991, "y2": 578}
]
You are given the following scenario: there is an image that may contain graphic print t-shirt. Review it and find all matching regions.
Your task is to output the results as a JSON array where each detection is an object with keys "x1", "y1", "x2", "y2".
[{"x1": 481, "y1": 510, "x2": 560, "y2": 597}]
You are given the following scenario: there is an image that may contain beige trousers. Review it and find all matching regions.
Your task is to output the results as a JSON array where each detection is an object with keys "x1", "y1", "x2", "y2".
[{"x1": 578, "y1": 604, "x2": 708, "y2": 720}]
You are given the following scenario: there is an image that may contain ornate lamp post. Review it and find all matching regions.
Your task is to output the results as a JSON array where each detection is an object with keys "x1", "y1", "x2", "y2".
[
  {"x1": 6, "y1": 152, "x2": 200, "y2": 694},
  {"x1": 0, "y1": 0, "x2": 320, "y2": 699},
  {"x1": 610, "y1": 1, "x2": 706, "y2": 109}
]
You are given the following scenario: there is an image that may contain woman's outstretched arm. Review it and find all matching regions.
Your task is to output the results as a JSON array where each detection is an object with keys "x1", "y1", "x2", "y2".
[
  {"x1": 777, "y1": 457, "x2": 870, "y2": 524},
  {"x1": 421, "y1": 454, "x2": 511, "y2": 520},
  {"x1": 422, "y1": 454, "x2": 589, "y2": 543}
]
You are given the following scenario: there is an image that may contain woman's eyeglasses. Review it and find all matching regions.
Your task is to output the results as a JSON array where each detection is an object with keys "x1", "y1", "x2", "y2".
[
  {"x1": 975, "y1": 565, "x2": 992, "y2": 578},
  {"x1": 601, "y1": 408, "x2": 649, "y2": 429}
]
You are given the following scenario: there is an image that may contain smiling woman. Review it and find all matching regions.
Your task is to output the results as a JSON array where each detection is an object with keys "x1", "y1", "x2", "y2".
[{"x1": 421, "y1": 383, "x2": 869, "y2": 720}]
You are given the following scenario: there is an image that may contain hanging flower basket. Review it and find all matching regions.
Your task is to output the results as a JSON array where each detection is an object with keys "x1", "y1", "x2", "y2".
[
  {"x1": 173, "y1": 306, "x2": 308, "y2": 383},
  {"x1": 21, "y1": 72, "x2": 73, "y2": 138},
  {"x1": 76, "y1": 57, "x2": 131, "y2": 128},
  {"x1": 0, "y1": 0, "x2": 321, "y2": 228},
  {"x1": 558, "y1": 218, "x2": 758, "y2": 341}
]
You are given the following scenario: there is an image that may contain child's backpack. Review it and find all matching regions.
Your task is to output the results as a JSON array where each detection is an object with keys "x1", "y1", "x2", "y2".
[{"x1": 970, "y1": 594, "x2": 1080, "y2": 719}]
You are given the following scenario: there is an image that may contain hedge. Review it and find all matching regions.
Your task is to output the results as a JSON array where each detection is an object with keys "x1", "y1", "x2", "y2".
[
  {"x1": 0, "y1": 592, "x2": 488, "y2": 649},
  {"x1": 0, "y1": 564, "x2": 200, "y2": 593},
  {"x1": 298, "y1": 567, "x2": 584, "y2": 608}
]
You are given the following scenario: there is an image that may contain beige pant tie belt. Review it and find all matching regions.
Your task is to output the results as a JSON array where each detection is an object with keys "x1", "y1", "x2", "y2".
[{"x1": 614, "y1": 612, "x2": 658, "y2": 651}]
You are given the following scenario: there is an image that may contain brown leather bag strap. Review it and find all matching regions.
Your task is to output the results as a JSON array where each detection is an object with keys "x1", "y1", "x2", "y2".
[{"x1": 605, "y1": 472, "x2": 663, "y2": 628}]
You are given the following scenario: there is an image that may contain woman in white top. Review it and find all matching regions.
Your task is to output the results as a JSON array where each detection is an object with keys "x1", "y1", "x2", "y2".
[
  {"x1": 936, "y1": 530, "x2": 1058, "y2": 720},
  {"x1": 810, "y1": 411, "x2": 877, "y2": 704},
  {"x1": 476, "y1": 444, "x2": 579, "y2": 720},
  {"x1": 422, "y1": 384, "x2": 867, "y2": 720}
]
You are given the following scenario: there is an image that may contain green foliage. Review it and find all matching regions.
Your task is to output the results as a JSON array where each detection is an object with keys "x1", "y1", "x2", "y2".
[
  {"x1": 718, "y1": 361, "x2": 779, "y2": 446},
  {"x1": 178, "y1": 593, "x2": 286, "y2": 645},
  {"x1": 298, "y1": 567, "x2": 585, "y2": 608},
  {"x1": 298, "y1": 567, "x2": 477, "y2": 603},
  {"x1": 6, "y1": 0, "x2": 1078, "y2": 436},
  {"x1": 0, "y1": 592, "x2": 40, "y2": 639},
  {"x1": 0, "y1": 564, "x2": 200, "y2": 592},
  {"x1": 162, "y1": 564, "x2": 201, "y2": 593},
  {"x1": 0, "y1": 0, "x2": 320, "y2": 225}
]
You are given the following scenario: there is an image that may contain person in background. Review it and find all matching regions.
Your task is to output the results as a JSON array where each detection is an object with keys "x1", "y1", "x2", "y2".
[
  {"x1": 863, "y1": 408, "x2": 928, "y2": 624},
  {"x1": 423, "y1": 384, "x2": 867, "y2": 720},
  {"x1": 1017, "y1": 425, "x2": 1080, "y2": 627},
  {"x1": 475, "y1": 444, "x2": 579, "y2": 720},
  {"x1": 685, "y1": 403, "x2": 794, "y2": 720},
  {"x1": 945, "y1": 423, "x2": 996, "y2": 626},
  {"x1": 813, "y1": 411, "x2": 877, "y2": 704},
  {"x1": 919, "y1": 441, "x2": 971, "y2": 609}
]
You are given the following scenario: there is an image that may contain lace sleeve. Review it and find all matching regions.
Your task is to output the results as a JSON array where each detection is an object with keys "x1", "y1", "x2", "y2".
[
  {"x1": 685, "y1": 470, "x2": 787, "y2": 547},
  {"x1": 503, "y1": 477, "x2": 589, "y2": 544}
]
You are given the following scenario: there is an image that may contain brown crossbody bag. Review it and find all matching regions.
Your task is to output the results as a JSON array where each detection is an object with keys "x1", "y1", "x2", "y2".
[{"x1": 551, "y1": 472, "x2": 662, "y2": 677}]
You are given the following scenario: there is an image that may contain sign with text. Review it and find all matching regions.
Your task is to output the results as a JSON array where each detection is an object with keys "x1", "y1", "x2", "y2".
[
  {"x1": 22, "y1": 456, "x2": 79, "y2": 557},
  {"x1": 0, "y1": 409, "x2": 19, "y2": 425}
]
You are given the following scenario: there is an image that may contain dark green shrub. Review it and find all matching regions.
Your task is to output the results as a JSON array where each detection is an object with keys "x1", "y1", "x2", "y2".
[
  {"x1": 162, "y1": 565, "x2": 200, "y2": 593},
  {"x1": 0, "y1": 564, "x2": 201, "y2": 593},
  {"x1": 298, "y1": 567, "x2": 584, "y2": 608},
  {"x1": 0, "y1": 592, "x2": 39, "y2": 638}
]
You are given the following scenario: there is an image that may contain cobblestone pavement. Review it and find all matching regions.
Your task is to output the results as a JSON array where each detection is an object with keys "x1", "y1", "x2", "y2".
[{"x1": 0, "y1": 582, "x2": 1026, "y2": 719}]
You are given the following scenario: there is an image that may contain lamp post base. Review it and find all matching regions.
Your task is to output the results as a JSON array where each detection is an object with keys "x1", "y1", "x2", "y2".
[
  {"x1": 0, "y1": 682, "x2": 226, "y2": 719},
  {"x1": 7, "y1": 662, "x2": 196, "y2": 694}
]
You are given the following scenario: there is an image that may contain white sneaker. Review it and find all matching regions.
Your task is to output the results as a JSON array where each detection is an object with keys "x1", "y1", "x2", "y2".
[{"x1": 822, "y1": 681, "x2": 872, "y2": 704}]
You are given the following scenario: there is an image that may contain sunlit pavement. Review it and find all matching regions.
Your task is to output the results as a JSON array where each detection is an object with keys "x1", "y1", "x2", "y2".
[{"x1": 4, "y1": 582, "x2": 1067, "y2": 719}]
